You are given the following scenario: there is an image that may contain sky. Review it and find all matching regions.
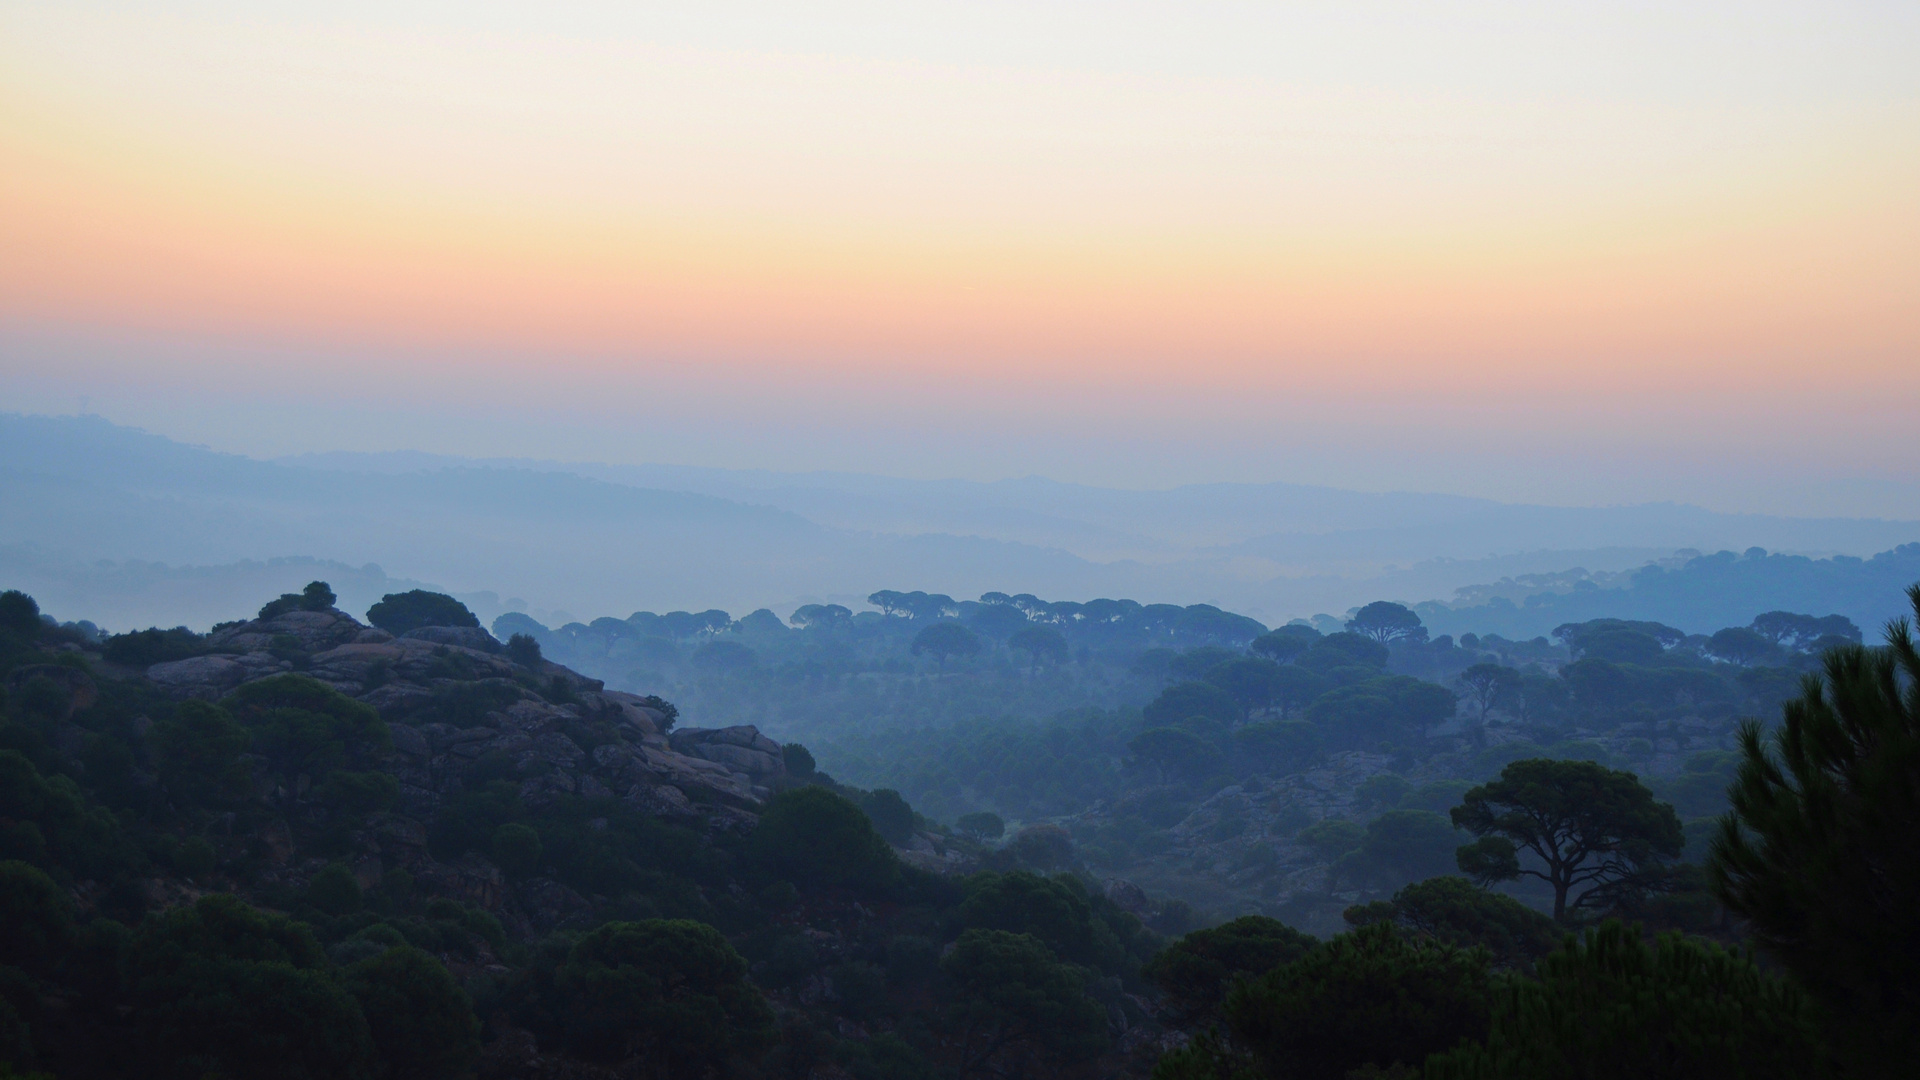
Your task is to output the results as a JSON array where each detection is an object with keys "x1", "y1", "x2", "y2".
[{"x1": 3, "y1": 1, "x2": 1917, "y2": 516}]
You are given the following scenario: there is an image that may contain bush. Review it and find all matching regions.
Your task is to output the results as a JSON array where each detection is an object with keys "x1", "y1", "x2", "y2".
[
  {"x1": 942, "y1": 929, "x2": 1108, "y2": 1070},
  {"x1": 636, "y1": 695, "x2": 679, "y2": 734},
  {"x1": 492, "y1": 823, "x2": 542, "y2": 878},
  {"x1": 149, "y1": 701, "x2": 254, "y2": 808},
  {"x1": 132, "y1": 894, "x2": 374, "y2": 1080},
  {"x1": 504, "y1": 633, "x2": 542, "y2": 667},
  {"x1": 258, "y1": 581, "x2": 336, "y2": 620},
  {"x1": 0, "y1": 862, "x2": 76, "y2": 977},
  {"x1": 1145, "y1": 915, "x2": 1316, "y2": 1025},
  {"x1": 1224, "y1": 922, "x2": 1492, "y2": 1080},
  {"x1": 1427, "y1": 921, "x2": 1827, "y2": 1079},
  {"x1": 749, "y1": 788, "x2": 898, "y2": 891},
  {"x1": 553, "y1": 919, "x2": 775, "y2": 1071},
  {"x1": 1343, "y1": 877, "x2": 1559, "y2": 970},
  {"x1": 343, "y1": 946, "x2": 481, "y2": 1080},
  {"x1": 315, "y1": 771, "x2": 398, "y2": 817},
  {"x1": 859, "y1": 788, "x2": 918, "y2": 844},
  {"x1": 364, "y1": 591, "x2": 478, "y2": 636},
  {"x1": 0, "y1": 592, "x2": 42, "y2": 637},
  {"x1": 957, "y1": 871, "x2": 1125, "y2": 973},
  {"x1": 102, "y1": 627, "x2": 205, "y2": 667},
  {"x1": 224, "y1": 675, "x2": 389, "y2": 807},
  {"x1": 782, "y1": 743, "x2": 816, "y2": 778},
  {"x1": 308, "y1": 863, "x2": 363, "y2": 917},
  {"x1": 956, "y1": 811, "x2": 1005, "y2": 842}
]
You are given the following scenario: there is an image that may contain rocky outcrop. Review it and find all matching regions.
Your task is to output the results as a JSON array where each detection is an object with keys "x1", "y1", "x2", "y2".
[
  {"x1": 147, "y1": 653, "x2": 290, "y2": 700},
  {"x1": 401, "y1": 625, "x2": 502, "y2": 652},
  {"x1": 123, "y1": 604, "x2": 794, "y2": 923},
  {"x1": 670, "y1": 726, "x2": 787, "y2": 799},
  {"x1": 206, "y1": 607, "x2": 365, "y2": 653},
  {"x1": 889, "y1": 830, "x2": 977, "y2": 876}
]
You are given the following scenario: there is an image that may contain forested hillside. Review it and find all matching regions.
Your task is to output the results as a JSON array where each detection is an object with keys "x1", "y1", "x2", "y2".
[
  {"x1": 499, "y1": 587, "x2": 1850, "y2": 931},
  {"x1": 1, "y1": 576, "x2": 1913, "y2": 1079},
  {"x1": 1418, "y1": 542, "x2": 1920, "y2": 638}
]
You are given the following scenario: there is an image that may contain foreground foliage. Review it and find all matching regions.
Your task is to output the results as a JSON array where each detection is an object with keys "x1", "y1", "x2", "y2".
[{"x1": 1709, "y1": 584, "x2": 1920, "y2": 1074}]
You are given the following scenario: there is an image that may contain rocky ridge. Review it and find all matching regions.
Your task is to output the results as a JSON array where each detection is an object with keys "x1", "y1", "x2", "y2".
[{"x1": 140, "y1": 605, "x2": 799, "y2": 934}]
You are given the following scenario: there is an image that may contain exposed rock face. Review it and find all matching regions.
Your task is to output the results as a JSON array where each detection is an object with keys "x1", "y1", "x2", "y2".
[
  {"x1": 206, "y1": 607, "x2": 365, "y2": 653},
  {"x1": 128, "y1": 605, "x2": 791, "y2": 926},
  {"x1": 147, "y1": 653, "x2": 285, "y2": 700},
  {"x1": 401, "y1": 625, "x2": 502, "y2": 652},
  {"x1": 670, "y1": 726, "x2": 787, "y2": 798}
]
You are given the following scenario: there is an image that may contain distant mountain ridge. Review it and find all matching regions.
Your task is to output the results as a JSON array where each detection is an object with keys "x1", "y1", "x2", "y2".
[{"x1": 2, "y1": 414, "x2": 1915, "y2": 631}]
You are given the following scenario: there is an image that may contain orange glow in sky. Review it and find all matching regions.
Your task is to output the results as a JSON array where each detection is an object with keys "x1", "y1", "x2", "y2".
[{"x1": 2, "y1": 2, "x2": 1917, "y2": 510}]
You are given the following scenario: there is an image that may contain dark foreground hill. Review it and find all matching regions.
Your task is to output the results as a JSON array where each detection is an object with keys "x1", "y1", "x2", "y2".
[
  {"x1": 2, "y1": 578, "x2": 1914, "y2": 1079},
  {"x1": 0, "y1": 584, "x2": 1180, "y2": 1080}
]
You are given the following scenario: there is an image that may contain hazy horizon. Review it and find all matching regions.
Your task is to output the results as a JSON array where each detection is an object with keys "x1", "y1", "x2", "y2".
[
  {"x1": 5, "y1": 1, "x2": 1917, "y2": 519},
  {"x1": 3, "y1": 412, "x2": 1913, "y2": 637}
]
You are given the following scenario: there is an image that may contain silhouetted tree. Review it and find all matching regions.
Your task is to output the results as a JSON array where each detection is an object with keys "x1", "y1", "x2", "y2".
[
  {"x1": 1251, "y1": 625, "x2": 1320, "y2": 662},
  {"x1": 364, "y1": 591, "x2": 478, "y2": 635},
  {"x1": 1453, "y1": 759, "x2": 1683, "y2": 921},
  {"x1": 956, "y1": 811, "x2": 1005, "y2": 843},
  {"x1": 1455, "y1": 663, "x2": 1520, "y2": 727},
  {"x1": 504, "y1": 632, "x2": 542, "y2": 667},
  {"x1": 1008, "y1": 626, "x2": 1069, "y2": 672},
  {"x1": 789, "y1": 603, "x2": 852, "y2": 629},
  {"x1": 1342, "y1": 876, "x2": 1558, "y2": 970},
  {"x1": 1145, "y1": 915, "x2": 1315, "y2": 1025},
  {"x1": 1708, "y1": 584, "x2": 1920, "y2": 1072},
  {"x1": 258, "y1": 581, "x2": 337, "y2": 620},
  {"x1": 1705, "y1": 627, "x2": 1777, "y2": 667},
  {"x1": 911, "y1": 622, "x2": 981, "y2": 668},
  {"x1": 1346, "y1": 601, "x2": 1427, "y2": 644}
]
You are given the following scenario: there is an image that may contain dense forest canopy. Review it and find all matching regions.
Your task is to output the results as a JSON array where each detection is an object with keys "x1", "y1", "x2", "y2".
[{"x1": 0, "y1": 572, "x2": 1913, "y2": 1079}]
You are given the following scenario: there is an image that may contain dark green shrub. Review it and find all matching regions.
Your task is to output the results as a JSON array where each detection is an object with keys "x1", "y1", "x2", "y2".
[
  {"x1": 174, "y1": 837, "x2": 218, "y2": 877},
  {"x1": 553, "y1": 919, "x2": 775, "y2": 1071},
  {"x1": 1223, "y1": 922, "x2": 1491, "y2": 1080},
  {"x1": 102, "y1": 627, "x2": 205, "y2": 667},
  {"x1": 749, "y1": 787, "x2": 898, "y2": 891},
  {"x1": 782, "y1": 742, "x2": 816, "y2": 778},
  {"x1": 956, "y1": 811, "x2": 1004, "y2": 842},
  {"x1": 224, "y1": 675, "x2": 388, "y2": 807},
  {"x1": 1427, "y1": 921, "x2": 1827, "y2": 1080},
  {"x1": 941, "y1": 929, "x2": 1108, "y2": 1071},
  {"x1": 343, "y1": 945, "x2": 480, "y2": 1080},
  {"x1": 308, "y1": 863, "x2": 363, "y2": 917},
  {"x1": 132, "y1": 894, "x2": 374, "y2": 1080},
  {"x1": 258, "y1": 581, "x2": 336, "y2": 620},
  {"x1": 957, "y1": 871, "x2": 1125, "y2": 973},
  {"x1": 364, "y1": 591, "x2": 478, "y2": 635},
  {"x1": 1145, "y1": 915, "x2": 1316, "y2": 1025},
  {"x1": 0, "y1": 862, "x2": 76, "y2": 977},
  {"x1": 859, "y1": 788, "x2": 917, "y2": 844},
  {"x1": 0, "y1": 592, "x2": 41, "y2": 637},
  {"x1": 505, "y1": 633, "x2": 542, "y2": 667},
  {"x1": 1342, "y1": 877, "x2": 1559, "y2": 969},
  {"x1": 492, "y1": 823, "x2": 542, "y2": 878}
]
